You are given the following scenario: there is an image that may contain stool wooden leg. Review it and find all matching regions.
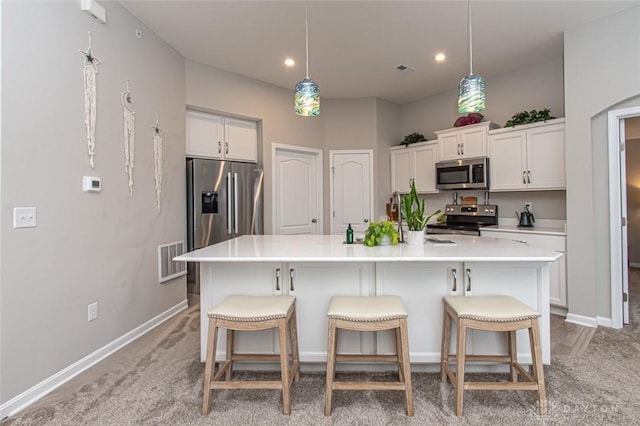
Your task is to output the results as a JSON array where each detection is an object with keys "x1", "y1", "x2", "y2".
[
  {"x1": 278, "y1": 318, "x2": 291, "y2": 415},
  {"x1": 395, "y1": 328, "x2": 404, "y2": 382},
  {"x1": 440, "y1": 307, "x2": 452, "y2": 383},
  {"x1": 399, "y1": 318, "x2": 414, "y2": 416},
  {"x1": 225, "y1": 329, "x2": 234, "y2": 381},
  {"x1": 202, "y1": 318, "x2": 219, "y2": 416},
  {"x1": 324, "y1": 319, "x2": 337, "y2": 416},
  {"x1": 455, "y1": 319, "x2": 467, "y2": 416},
  {"x1": 289, "y1": 305, "x2": 301, "y2": 382},
  {"x1": 508, "y1": 330, "x2": 518, "y2": 382},
  {"x1": 529, "y1": 319, "x2": 547, "y2": 416}
]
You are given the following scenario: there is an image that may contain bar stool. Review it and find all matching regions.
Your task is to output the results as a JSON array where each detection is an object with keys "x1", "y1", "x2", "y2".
[
  {"x1": 325, "y1": 295, "x2": 413, "y2": 416},
  {"x1": 202, "y1": 295, "x2": 300, "y2": 415},
  {"x1": 440, "y1": 295, "x2": 546, "y2": 416}
]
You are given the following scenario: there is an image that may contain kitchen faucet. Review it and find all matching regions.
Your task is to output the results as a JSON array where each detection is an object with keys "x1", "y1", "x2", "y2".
[{"x1": 393, "y1": 191, "x2": 404, "y2": 243}]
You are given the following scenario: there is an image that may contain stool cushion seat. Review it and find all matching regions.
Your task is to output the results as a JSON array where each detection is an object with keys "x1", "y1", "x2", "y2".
[
  {"x1": 208, "y1": 295, "x2": 295, "y2": 322},
  {"x1": 444, "y1": 295, "x2": 540, "y2": 322},
  {"x1": 327, "y1": 295, "x2": 407, "y2": 322}
]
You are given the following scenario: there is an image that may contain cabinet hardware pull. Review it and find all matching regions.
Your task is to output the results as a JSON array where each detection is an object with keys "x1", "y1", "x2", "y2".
[
  {"x1": 527, "y1": 170, "x2": 531, "y2": 184},
  {"x1": 452, "y1": 268, "x2": 457, "y2": 292},
  {"x1": 275, "y1": 268, "x2": 281, "y2": 291},
  {"x1": 218, "y1": 141, "x2": 222, "y2": 154},
  {"x1": 522, "y1": 170, "x2": 526, "y2": 184},
  {"x1": 512, "y1": 239, "x2": 527, "y2": 244},
  {"x1": 457, "y1": 143, "x2": 461, "y2": 155},
  {"x1": 289, "y1": 269, "x2": 295, "y2": 292},
  {"x1": 466, "y1": 268, "x2": 471, "y2": 292},
  {"x1": 225, "y1": 141, "x2": 229, "y2": 155},
  {"x1": 461, "y1": 143, "x2": 464, "y2": 155}
]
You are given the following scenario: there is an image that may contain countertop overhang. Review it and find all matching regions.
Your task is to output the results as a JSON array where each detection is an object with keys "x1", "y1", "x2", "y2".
[{"x1": 175, "y1": 234, "x2": 562, "y2": 263}]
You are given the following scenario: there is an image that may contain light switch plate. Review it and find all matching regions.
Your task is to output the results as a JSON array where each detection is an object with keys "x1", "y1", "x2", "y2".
[{"x1": 13, "y1": 207, "x2": 37, "y2": 229}]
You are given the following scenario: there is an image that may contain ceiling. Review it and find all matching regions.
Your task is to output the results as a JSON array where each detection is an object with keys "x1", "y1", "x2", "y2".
[{"x1": 119, "y1": 0, "x2": 640, "y2": 105}]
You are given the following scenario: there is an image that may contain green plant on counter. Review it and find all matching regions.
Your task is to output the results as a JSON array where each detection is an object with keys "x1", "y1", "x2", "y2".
[
  {"x1": 504, "y1": 108, "x2": 555, "y2": 127},
  {"x1": 401, "y1": 132, "x2": 426, "y2": 147},
  {"x1": 364, "y1": 220, "x2": 399, "y2": 247},
  {"x1": 401, "y1": 180, "x2": 441, "y2": 231}
]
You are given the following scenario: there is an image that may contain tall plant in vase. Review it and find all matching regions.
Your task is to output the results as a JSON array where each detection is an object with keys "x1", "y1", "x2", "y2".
[{"x1": 401, "y1": 181, "x2": 441, "y2": 245}]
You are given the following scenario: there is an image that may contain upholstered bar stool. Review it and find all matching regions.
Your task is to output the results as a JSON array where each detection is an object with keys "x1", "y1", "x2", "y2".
[
  {"x1": 202, "y1": 295, "x2": 300, "y2": 416},
  {"x1": 440, "y1": 295, "x2": 546, "y2": 416},
  {"x1": 325, "y1": 295, "x2": 413, "y2": 416}
]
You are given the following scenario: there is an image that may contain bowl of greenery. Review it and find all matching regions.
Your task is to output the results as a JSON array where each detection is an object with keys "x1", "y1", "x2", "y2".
[{"x1": 364, "y1": 220, "x2": 399, "y2": 247}]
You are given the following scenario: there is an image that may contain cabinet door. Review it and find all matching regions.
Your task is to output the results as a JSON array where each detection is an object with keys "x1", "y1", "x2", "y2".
[
  {"x1": 390, "y1": 149, "x2": 412, "y2": 193},
  {"x1": 459, "y1": 126, "x2": 487, "y2": 158},
  {"x1": 200, "y1": 262, "x2": 282, "y2": 361},
  {"x1": 225, "y1": 117, "x2": 258, "y2": 163},
  {"x1": 526, "y1": 123, "x2": 565, "y2": 190},
  {"x1": 488, "y1": 131, "x2": 527, "y2": 191},
  {"x1": 375, "y1": 262, "x2": 460, "y2": 363},
  {"x1": 462, "y1": 262, "x2": 549, "y2": 364},
  {"x1": 412, "y1": 143, "x2": 438, "y2": 193},
  {"x1": 186, "y1": 111, "x2": 224, "y2": 159},
  {"x1": 287, "y1": 262, "x2": 374, "y2": 361},
  {"x1": 437, "y1": 132, "x2": 461, "y2": 161}
]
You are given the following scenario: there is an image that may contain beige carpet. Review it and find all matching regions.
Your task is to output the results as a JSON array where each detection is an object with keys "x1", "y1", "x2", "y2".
[{"x1": 3, "y1": 278, "x2": 640, "y2": 425}]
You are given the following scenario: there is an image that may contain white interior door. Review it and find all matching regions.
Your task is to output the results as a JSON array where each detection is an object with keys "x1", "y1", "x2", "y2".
[
  {"x1": 273, "y1": 145, "x2": 322, "y2": 235},
  {"x1": 330, "y1": 150, "x2": 373, "y2": 235}
]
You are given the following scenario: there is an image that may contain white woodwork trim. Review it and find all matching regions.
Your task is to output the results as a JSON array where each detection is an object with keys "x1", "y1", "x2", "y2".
[
  {"x1": 271, "y1": 143, "x2": 323, "y2": 235},
  {"x1": 0, "y1": 300, "x2": 188, "y2": 419},
  {"x1": 630, "y1": 262, "x2": 640, "y2": 269},
  {"x1": 328, "y1": 149, "x2": 374, "y2": 235},
  {"x1": 565, "y1": 312, "x2": 598, "y2": 328},
  {"x1": 608, "y1": 106, "x2": 640, "y2": 329},
  {"x1": 597, "y1": 316, "x2": 613, "y2": 328}
]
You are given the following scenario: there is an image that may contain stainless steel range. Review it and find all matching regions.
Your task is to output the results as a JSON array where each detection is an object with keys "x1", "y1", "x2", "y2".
[{"x1": 426, "y1": 204, "x2": 498, "y2": 236}]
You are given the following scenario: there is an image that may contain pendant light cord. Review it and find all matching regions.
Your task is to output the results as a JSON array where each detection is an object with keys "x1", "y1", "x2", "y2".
[
  {"x1": 467, "y1": 0, "x2": 473, "y2": 75},
  {"x1": 305, "y1": 0, "x2": 310, "y2": 79}
]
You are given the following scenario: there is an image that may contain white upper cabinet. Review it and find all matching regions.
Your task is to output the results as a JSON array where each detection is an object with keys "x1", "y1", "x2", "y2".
[
  {"x1": 488, "y1": 118, "x2": 565, "y2": 191},
  {"x1": 435, "y1": 122, "x2": 495, "y2": 161},
  {"x1": 390, "y1": 141, "x2": 438, "y2": 193},
  {"x1": 186, "y1": 110, "x2": 257, "y2": 163}
]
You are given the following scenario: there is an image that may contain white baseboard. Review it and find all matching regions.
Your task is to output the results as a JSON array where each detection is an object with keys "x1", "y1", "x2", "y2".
[
  {"x1": 597, "y1": 316, "x2": 613, "y2": 328},
  {"x1": 565, "y1": 312, "x2": 599, "y2": 328},
  {"x1": 629, "y1": 262, "x2": 640, "y2": 268},
  {"x1": 0, "y1": 299, "x2": 189, "y2": 419}
]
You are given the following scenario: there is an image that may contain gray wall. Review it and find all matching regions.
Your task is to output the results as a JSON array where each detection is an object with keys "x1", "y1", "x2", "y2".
[
  {"x1": 564, "y1": 6, "x2": 640, "y2": 320},
  {"x1": 1, "y1": 1, "x2": 186, "y2": 403}
]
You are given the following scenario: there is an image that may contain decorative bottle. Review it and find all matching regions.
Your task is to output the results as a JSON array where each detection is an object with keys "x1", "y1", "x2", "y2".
[{"x1": 346, "y1": 224, "x2": 354, "y2": 244}]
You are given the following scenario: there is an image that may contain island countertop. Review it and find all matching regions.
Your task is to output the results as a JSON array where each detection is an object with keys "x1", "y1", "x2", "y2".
[{"x1": 175, "y1": 234, "x2": 562, "y2": 263}]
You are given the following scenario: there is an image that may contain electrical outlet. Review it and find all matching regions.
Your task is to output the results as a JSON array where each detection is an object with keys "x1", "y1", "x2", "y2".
[
  {"x1": 525, "y1": 202, "x2": 533, "y2": 211},
  {"x1": 13, "y1": 207, "x2": 37, "y2": 228},
  {"x1": 88, "y1": 302, "x2": 98, "y2": 321}
]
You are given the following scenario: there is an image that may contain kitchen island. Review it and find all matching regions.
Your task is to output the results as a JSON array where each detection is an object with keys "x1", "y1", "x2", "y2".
[{"x1": 175, "y1": 234, "x2": 561, "y2": 369}]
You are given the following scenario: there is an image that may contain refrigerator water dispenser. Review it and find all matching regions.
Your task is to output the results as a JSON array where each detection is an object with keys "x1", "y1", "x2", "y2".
[{"x1": 201, "y1": 192, "x2": 218, "y2": 214}]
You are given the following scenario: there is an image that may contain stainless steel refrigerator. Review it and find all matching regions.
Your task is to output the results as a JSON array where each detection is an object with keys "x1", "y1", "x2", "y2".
[{"x1": 186, "y1": 158, "x2": 264, "y2": 294}]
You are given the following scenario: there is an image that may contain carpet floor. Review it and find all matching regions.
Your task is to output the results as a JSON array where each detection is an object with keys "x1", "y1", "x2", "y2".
[{"x1": 3, "y1": 277, "x2": 640, "y2": 425}]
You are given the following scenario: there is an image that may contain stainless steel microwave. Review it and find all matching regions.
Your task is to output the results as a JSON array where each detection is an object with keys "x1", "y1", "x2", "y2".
[{"x1": 436, "y1": 157, "x2": 489, "y2": 190}]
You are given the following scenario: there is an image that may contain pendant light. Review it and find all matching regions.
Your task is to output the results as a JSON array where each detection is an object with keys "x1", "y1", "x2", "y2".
[
  {"x1": 294, "y1": 0, "x2": 320, "y2": 116},
  {"x1": 458, "y1": 0, "x2": 485, "y2": 113}
]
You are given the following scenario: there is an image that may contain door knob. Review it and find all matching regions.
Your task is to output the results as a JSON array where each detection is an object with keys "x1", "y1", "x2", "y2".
[
  {"x1": 364, "y1": 219, "x2": 369, "y2": 223},
  {"x1": 311, "y1": 218, "x2": 317, "y2": 223}
]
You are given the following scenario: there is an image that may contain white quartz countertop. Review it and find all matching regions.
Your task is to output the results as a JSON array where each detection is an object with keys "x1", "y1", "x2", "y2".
[
  {"x1": 482, "y1": 218, "x2": 566, "y2": 236},
  {"x1": 175, "y1": 235, "x2": 562, "y2": 263}
]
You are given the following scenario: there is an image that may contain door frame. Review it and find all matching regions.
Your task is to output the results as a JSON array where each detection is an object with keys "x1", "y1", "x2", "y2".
[
  {"x1": 329, "y1": 149, "x2": 374, "y2": 235},
  {"x1": 271, "y1": 143, "x2": 323, "y2": 234},
  {"x1": 608, "y1": 106, "x2": 640, "y2": 328}
]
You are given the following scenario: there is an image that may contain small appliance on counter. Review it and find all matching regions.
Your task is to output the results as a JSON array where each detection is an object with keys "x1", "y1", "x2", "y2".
[
  {"x1": 516, "y1": 206, "x2": 535, "y2": 228},
  {"x1": 426, "y1": 204, "x2": 498, "y2": 236}
]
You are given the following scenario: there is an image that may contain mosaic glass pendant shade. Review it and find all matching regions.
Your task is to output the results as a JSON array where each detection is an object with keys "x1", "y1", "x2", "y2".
[
  {"x1": 458, "y1": 74, "x2": 485, "y2": 113},
  {"x1": 295, "y1": 78, "x2": 320, "y2": 116}
]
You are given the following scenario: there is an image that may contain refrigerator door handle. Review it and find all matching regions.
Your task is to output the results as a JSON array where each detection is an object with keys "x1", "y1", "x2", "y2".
[
  {"x1": 234, "y1": 172, "x2": 239, "y2": 234},
  {"x1": 227, "y1": 172, "x2": 232, "y2": 235}
]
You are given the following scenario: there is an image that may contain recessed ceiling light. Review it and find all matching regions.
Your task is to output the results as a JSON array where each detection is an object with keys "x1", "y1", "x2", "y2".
[
  {"x1": 435, "y1": 53, "x2": 446, "y2": 62},
  {"x1": 284, "y1": 58, "x2": 295, "y2": 67}
]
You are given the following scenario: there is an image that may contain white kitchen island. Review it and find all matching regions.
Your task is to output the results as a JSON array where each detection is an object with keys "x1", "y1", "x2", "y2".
[{"x1": 175, "y1": 234, "x2": 562, "y2": 369}]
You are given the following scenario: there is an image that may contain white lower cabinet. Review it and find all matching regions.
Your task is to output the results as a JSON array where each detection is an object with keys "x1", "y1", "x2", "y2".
[
  {"x1": 375, "y1": 262, "x2": 460, "y2": 363},
  {"x1": 481, "y1": 230, "x2": 567, "y2": 308}
]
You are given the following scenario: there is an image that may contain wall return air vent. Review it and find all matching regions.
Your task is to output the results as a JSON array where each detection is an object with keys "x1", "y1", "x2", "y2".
[{"x1": 158, "y1": 241, "x2": 187, "y2": 283}]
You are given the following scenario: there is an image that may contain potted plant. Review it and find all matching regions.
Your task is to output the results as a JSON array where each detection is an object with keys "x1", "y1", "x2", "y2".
[
  {"x1": 364, "y1": 220, "x2": 399, "y2": 247},
  {"x1": 401, "y1": 181, "x2": 441, "y2": 245}
]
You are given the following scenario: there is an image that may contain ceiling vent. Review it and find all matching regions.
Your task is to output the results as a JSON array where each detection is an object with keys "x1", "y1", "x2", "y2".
[{"x1": 395, "y1": 64, "x2": 415, "y2": 73}]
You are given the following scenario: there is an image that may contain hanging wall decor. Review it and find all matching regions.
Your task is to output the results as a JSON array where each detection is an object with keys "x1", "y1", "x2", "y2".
[
  {"x1": 121, "y1": 81, "x2": 136, "y2": 195},
  {"x1": 152, "y1": 113, "x2": 164, "y2": 213},
  {"x1": 79, "y1": 31, "x2": 101, "y2": 168}
]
